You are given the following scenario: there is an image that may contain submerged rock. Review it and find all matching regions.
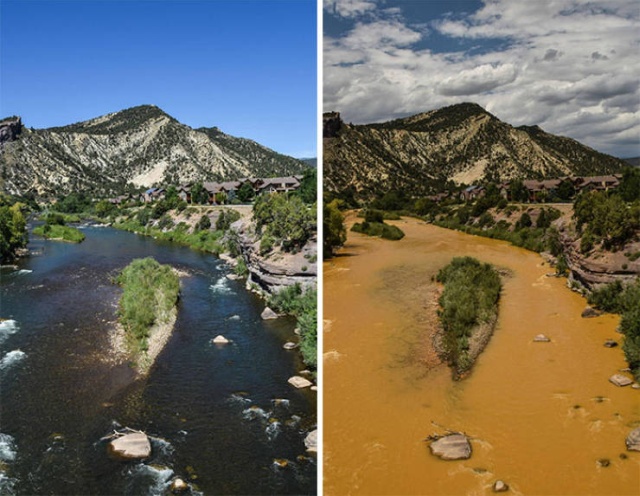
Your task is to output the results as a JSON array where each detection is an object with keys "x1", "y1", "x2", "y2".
[
  {"x1": 581, "y1": 306, "x2": 601, "y2": 318},
  {"x1": 288, "y1": 376, "x2": 312, "y2": 388},
  {"x1": 283, "y1": 342, "x2": 297, "y2": 350},
  {"x1": 429, "y1": 434, "x2": 471, "y2": 460},
  {"x1": 609, "y1": 374, "x2": 633, "y2": 387},
  {"x1": 305, "y1": 429, "x2": 317, "y2": 453},
  {"x1": 603, "y1": 339, "x2": 618, "y2": 348},
  {"x1": 108, "y1": 432, "x2": 151, "y2": 460},
  {"x1": 261, "y1": 307, "x2": 278, "y2": 320},
  {"x1": 533, "y1": 334, "x2": 550, "y2": 342},
  {"x1": 493, "y1": 480, "x2": 509, "y2": 492},
  {"x1": 626, "y1": 427, "x2": 640, "y2": 451},
  {"x1": 170, "y1": 477, "x2": 189, "y2": 493}
]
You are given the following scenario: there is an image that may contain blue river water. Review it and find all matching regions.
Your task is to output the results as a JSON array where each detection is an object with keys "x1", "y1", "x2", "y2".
[{"x1": 0, "y1": 225, "x2": 316, "y2": 495}]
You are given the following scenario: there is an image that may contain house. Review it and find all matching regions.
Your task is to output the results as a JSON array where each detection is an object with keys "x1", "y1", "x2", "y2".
[
  {"x1": 141, "y1": 187, "x2": 166, "y2": 203},
  {"x1": 258, "y1": 176, "x2": 301, "y2": 194},
  {"x1": 177, "y1": 184, "x2": 192, "y2": 203},
  {"x1": 459, "y1": 185, "x2": 485, "y2": 202},
  {"x1": 577, "y1": 175, "x2": 620, "y2": 192}
]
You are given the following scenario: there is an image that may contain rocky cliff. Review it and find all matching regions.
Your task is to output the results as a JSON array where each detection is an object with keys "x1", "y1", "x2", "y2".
[
  {"x1": 232, "y1": 217, "x2": 317, "y2": 294},
  {"x1": 0, "y1": 105, "x2": 308, "y2": 200},
  {"x1": 0, "y1": 117, "x2": 22, "y2": 145},
  {"x1": 324, "y1": 102, "x2": 627, "y2": 203}
]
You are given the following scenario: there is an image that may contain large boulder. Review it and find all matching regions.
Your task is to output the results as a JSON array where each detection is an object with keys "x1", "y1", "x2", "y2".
[
  {"x1": 429, "y1": 434, "x2": 472, "y2": 460},
  {"x1": 609, "y1": 374, "x2": 633, "y2": 387},
  {"x1": 108, "y1": 432, "x2": 151, "y2": 460},
  {"x1": 626, "y1": 427, "x2": 640, "y2": 451},
  {"x1": 305, "y1": 429, "x2": 318, "y2": 452},
  {"x1": 261, "y1": 307, "x2": 278, "y2": 320},
  {"x1": 288, "y1": 376, "x2": 313, "y2": 388},
  {"x1": 493, "y1": 480, "x2": 509, "y2": 492}
]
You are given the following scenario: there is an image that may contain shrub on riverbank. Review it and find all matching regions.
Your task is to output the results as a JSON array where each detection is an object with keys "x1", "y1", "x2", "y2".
[
  {"x1": 0, "y1": 197, "x2": 28, "y2": 261},
  {"x1": 588, "y1": 279, "x2": 640, "y2": 380},
  {"x1": 33, "y1": 224, "x2": 85, "y2": 243},
  {"x1": 116, "y1": 257, "x2": 180, "y2": 355},
  {"x1": 351, "y1": 220, "x2": 405, "y2": 240},
  {"x1": 268, "y1": 283, "x2": 317, "y2": 369},
  {"x1": 436, "y1": 257, "x2": 502, "y2": 377}
]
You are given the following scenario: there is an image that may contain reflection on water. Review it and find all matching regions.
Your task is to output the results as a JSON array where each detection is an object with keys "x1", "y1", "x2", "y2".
[
  {"x1": 0, "y1": 226, "x2": 316, "y2": 495},
  {"x1": 324, "y1": 216, "x2": 639, "y2": 495}
]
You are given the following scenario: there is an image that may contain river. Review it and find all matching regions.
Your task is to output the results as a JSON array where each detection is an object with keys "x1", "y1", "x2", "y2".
[
  {"x1": 0, "y1": 224, "x2": 316, "y2": 495},
  {"x1": 324, "y1": 216, "x2": 639, "y2": 495}
]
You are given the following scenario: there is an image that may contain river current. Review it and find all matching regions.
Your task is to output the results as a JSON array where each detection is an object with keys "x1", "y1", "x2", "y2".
[
  {"x1": 0, "y1": 225, "x2": 316, "y2": 495},
  {"x1": 324, "y1": 216, "x2": 639, "y2": 495}
]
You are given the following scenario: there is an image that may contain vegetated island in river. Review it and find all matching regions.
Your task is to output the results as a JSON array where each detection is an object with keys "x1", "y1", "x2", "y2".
[
  {"x1": 435, "y1": 256, "x2": 502, "y2": 379},
  {"x1": 111, "y1": 257, "x2": 181, "y2": 375},
  {"x1": 351, "y1": 208, "x2": 405, "y2": 240},
  {"x1": 32, "y1": 213, "x2": 85, "y2": 243}
]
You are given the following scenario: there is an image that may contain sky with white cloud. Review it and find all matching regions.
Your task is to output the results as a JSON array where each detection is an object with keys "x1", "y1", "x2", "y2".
[{"x1": 324, "y1": 0, "x2": 639, "y2": 158}]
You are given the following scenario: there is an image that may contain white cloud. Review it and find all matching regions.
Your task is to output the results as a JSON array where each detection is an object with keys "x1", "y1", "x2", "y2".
[
  {"x1": 323, "y1": 0, "x2": 379, "y2": 18},
  {"x1": 324, "y1": 0, "x2": 640, "y2": 157}
]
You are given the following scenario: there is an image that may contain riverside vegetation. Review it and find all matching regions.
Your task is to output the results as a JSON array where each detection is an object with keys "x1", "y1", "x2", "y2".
[
  {"x1": 45, "y1": 181, "x2": 318, "y2": 373},
  {"x1": 436, "y1": 257, "x2": 502, "y2": 378},
  {"x1": 0, "y1": 194, "x2": 28, "y2": 261},
  {"x1": 33, "y1": 212, "x2": 85, "y2": 243},
  {"x1": 351, "y1": 208, "x2": 404, "y2": 240}
]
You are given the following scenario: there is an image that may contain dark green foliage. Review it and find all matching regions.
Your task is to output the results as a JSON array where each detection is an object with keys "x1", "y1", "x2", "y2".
[
  {"x1": 95, "y1": 200, "x2": 117, "y2": 218},
  {"x1": 364, "y1": 209, "x2": 384, "y2": 223},
  {"x1": 545, "y1": 227, "x2": 563, "y2": 257},
  {"x1": 268, "y1": 284, "x2": 317, "y2": 368},
  {"x1": 323, "y1": 200, "x2": 346, "y2": 258},
  {"x1": 294, "y1": 168, "x2": 317, "y2": 204},
  {"x1": 56, "y1": 192, "x2": 91, "y2": 213},
  {"x1": 371, "y1": 190, "x2": 407, "y2": 211},
  {"x1": 215, "y1": 209, "x2": 241, "y2": 231},
  {"x1": 509, "y1": 180, "x2": 529, "y2": 203},
  {"x1": 137, "y1": 208, "x2": 152, "y2": 226},
  {"x1": 436, "y1": 257, "x2": 501, "y2": 376},
  {"x1": 589, "y1": 279, "x2": 640, "y2": 380},
  {"x1": 619, "y1": 167, "x2": 640, "y2": 202},
  {"x1": 0, "y1": 199, "x2": 28, "y2": 261},
  {"x1": 190, "y1": 182, "x2": 209, "y2": 205},
  {"x1": 253, "y1": 194, "x2": 316, "y2": 252},
  {"x1": 351, "y1": 221, "x2": 405, "y2": 240},
  {"x1": 44, "y1": 213, "x2": 66, "y2": 226},
  {"x1": 237, "y1": 182, "x2": 255, "y2": 203},
  {"x1": 556, "y1": 180, "x2": 575, "y2": 201},
  {"x1": 574, "y1": 191, "x2": 636, "y2": 248},
  {"x1": 116, "y1": 257, "x2": 180, "y2": 354},
  {"x1": 515, "y1": 212, "x2": 532, "y2": 230},
  {"x1": 196, "y1": 214, "x2": 211, "y2": 231}
]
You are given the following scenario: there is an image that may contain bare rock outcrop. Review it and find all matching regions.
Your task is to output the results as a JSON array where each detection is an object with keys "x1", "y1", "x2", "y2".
[
  {"x1": 0, "y1": 117, "x2": 22, "y2": 146},
  {"x1": 108, "y1": 432, "x2": 151, "y2": 460},
  {"x1": 428, "y1": 434, "x2": 472, "y2": 460}
]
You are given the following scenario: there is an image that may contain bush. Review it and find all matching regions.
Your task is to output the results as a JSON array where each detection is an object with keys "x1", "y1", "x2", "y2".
[
  {"x1": 323, "y1": 200, "x2": 346, "y2": 258},
  {"x1": 33, "y1": 224, "x2": 85, "y2": 243},
  {"x1": 216, "y1": 209, "x2": 241, "y2": 231},
  {"x1": 351, "y1": 221, "x2": 405, "y2": 240},
  {"x1": 116, "y1": 257, "x2": 180, "y2": 354},
  {"x1": 253, "y1": 194, "x2": 316, "y2": 252},
  {"x1": 436, "y1": 257, "x2": 501, "y2": 376},
  {"x1": 196, "y1": 214, "x2": 211, "y2": 231}
]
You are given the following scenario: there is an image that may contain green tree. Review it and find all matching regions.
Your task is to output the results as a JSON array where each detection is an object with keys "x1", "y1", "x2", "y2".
[
  {"x1": 190, "y1": 182, "x2": 208, "y2": 204},
  {"x1": 323, "y1": 200, "x2": 346, "y2": 258},
  {"x1": 295, "y1": 168, "x2": 317, "y2": 204},
  {"x1": 237, "y1": 182, "x2": 255, "y2": 203},
  {"x1": 0, "y1": 202, "x2": 28, "y2": 261}
]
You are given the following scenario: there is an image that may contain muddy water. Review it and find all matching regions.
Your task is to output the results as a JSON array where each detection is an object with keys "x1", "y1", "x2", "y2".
[{"x1": 324, "y1": 216, "x2": 639, "y2": 495}]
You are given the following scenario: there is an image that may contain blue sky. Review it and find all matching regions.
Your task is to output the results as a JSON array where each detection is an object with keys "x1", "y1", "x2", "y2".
[
  {"x1": 324, "y1": 0, "x2": 639, "y2": 158},
  {"x1": 0, "y1": 0, "x2": 317, "y2": 158}
]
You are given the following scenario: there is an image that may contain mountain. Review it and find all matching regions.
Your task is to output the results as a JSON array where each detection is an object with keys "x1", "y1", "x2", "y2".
[
  {"x1": 0, "y1": 105, "x2": 308, "y2": 200},
  {"x1": 624, "y1": 157, "x2": 640, "y2": 167},
  {"x1": 324, "y1": 102, "x2": 627, "y2": 202},
  {"x1": 299, "y1": 158, "x2": 317, "y2": 168}
]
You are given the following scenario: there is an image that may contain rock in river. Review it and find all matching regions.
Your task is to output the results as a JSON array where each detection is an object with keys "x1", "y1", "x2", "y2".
[
  {"x1": 429, "y1": 434, "x2": 472, "y2": 461},
  {"x1": 305, "y1": 429, "x2": 317, "y2": 452},
  {"x1": 603, "y1": 339, "x2": 618, "y2": 348},
  {"x1": 533, "y1": 334, "x2": 550, "y2": 342},
  {"x1": 212, "y1": 335, "x2": 230, "y2": 344},
  {"x1": 261, "y1": 307, "x2": 278, "y2": 320},
  {"x1": 283, "y1": 341, "x2": 297, "y2": 350},
  {"x1": 170, "y1": 477, "x2": 189, "y2": 493},
  {"x1": 581, "y1": 306, "x2": 601, "y2": 318},
  {"x1": 288, "y1": 376, "x2": 312, "y2": 388},
  {"x1": 626, "y1": 427, "x2": 640, "y2": 452},
  {"x1": 493, "y1": 480, "x2": 509, "y2": 492},
  {"x1": 609, "y1": 374, "x2": 633, "y2": 387},
  {"x1": 108, "y1": 432, "x2": 151, "y2": 460}
]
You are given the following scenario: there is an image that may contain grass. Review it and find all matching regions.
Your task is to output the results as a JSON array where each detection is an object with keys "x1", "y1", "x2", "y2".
[
  {"x1": 436, "y1": 257, "x2": 502, "y2": 378},
  {"x1": 33, "y1": 224, "x2": 85, "y2": 243},
  {"x1": 116, "y1": 257, "x2": 180, "y2": 355}
]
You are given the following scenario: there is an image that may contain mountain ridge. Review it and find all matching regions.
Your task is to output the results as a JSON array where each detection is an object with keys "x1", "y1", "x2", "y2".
[
  {"x1": 0, "y1": 105, "x2": 308, "y2": 200},
  {"x1": 324, "y1": 102, "x2": 627, "y2": 203}
]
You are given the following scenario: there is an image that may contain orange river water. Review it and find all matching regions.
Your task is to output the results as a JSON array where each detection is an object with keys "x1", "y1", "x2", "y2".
[{"x1": 323, "y1": 216, "x2": 640, "y2": 495}]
